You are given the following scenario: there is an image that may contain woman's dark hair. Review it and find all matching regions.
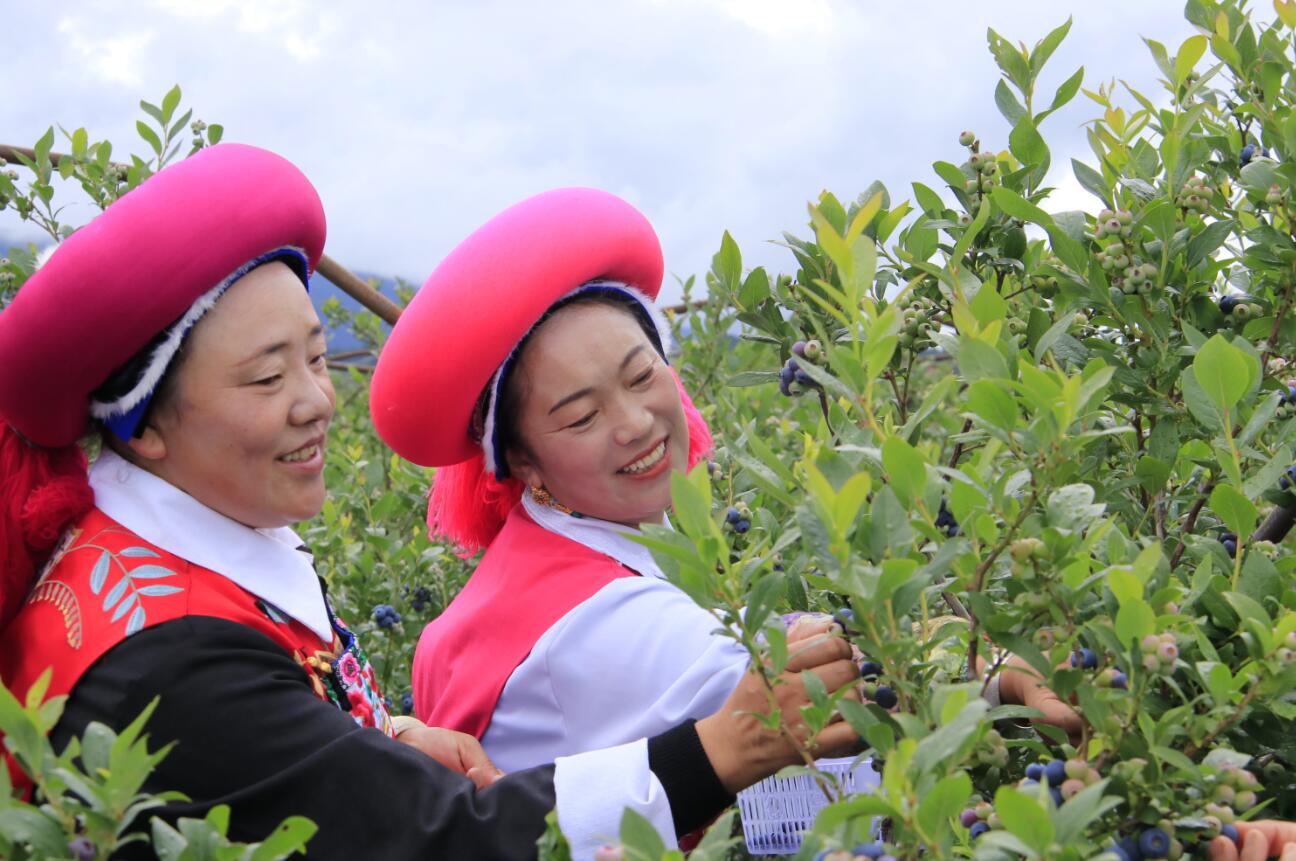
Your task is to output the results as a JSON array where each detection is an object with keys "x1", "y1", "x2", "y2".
[{"x1": 477, "y1": 288, "x2": 664, "y2": 478}]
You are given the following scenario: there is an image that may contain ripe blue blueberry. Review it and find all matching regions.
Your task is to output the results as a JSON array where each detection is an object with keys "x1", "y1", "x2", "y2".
[
  {"x1": 1223, "y1": 539, "x2": 1238, "y2": 558},
  {"x1": 1045, "y1": 759, "x2": 1067, "y2": 787},
  {"x1": 401, "y1": 692, "x2": 415, "y2": 714},
  {"x1": 1072, "y1": 648, "x2": 1098, "y2": 670},
  {"x1": 1138, "y1": 827, "x2": 1171, "y2": 859},
  {"x1": 1109, "y1": 844, "x2": 1133, "y2": 861},
  {"x1": 874, "y1": 685, "x2": 898, "y2": 709},
  {"x1": 1117, "y1": 836, "x2": 1144, "y2": 861},
  {"x1": 373, "y1": 604, "x2": 401, "y2": 628},
  {"x1": 794, "y1": 369, "x2": 813, "y2": 386},
  {"x1": 1049, "y1": 787, "x2": 1064, "y2": 806},
  {"x1": 853, "y1": 843, "x2": 884, "y2": 859},
  {"x1": 859, "y1": 660, "x2": 883, "y2": 678},
  {"x1": 792, "y1": 340, "x2": 808, "y2": 357},
  {"x1": 1240, "y1": 143, "x2": 1258, "y2": 166},
  {"x1": 734, "y1": 518, "x2": 751, "y2": 534},
  {"x1": 1025, "y1": 762, "x2": 1044, "y2": 781},
  {"x1": 969, "y1": 822, "x2": 990, "y2": 840},
  {"x1": 959, "y1": 808, "x2": 980, "y2": 827},
  {"x1": 1283, "y1": 475, "x2": 1291, "y2": 492},
  {"x1": 1219, "y1": 295, "x2": 1239, "y2": 313},
  {"x1": 1221, "y1": 824, "x2": 1240, "y2": 845},
  {"x1": 1111, "y1": 669, "x2": 1129, "y2": 690},
  {"x1": 725, "y1": 506, "x2": 741, "y2": 524}
]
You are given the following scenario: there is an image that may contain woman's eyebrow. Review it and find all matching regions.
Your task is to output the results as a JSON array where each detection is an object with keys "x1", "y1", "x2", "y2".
[
  {"x1": 547, "y1": 344, "x2": 647, "y2": 415},
  {"x1": 238, "y1": 324, "x2": 325, "y2": 366}
]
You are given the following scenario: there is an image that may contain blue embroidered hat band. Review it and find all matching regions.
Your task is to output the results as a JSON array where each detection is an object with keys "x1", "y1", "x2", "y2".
[{"x1": 89, "y1": 247, "x2": 311, "y2": 441}]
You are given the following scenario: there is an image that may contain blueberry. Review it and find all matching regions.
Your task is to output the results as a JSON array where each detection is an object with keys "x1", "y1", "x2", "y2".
[
  {"x1": 794, "y1": 369, "x2": 813, "y2": 386},
  {"x1": 1025, "y1": 762, "x2": 1044, "y2": 781},
  {"x1": 873, "y1": 685, "x2": 898, "y2": 709},
  {"x1": 969, "y1": 822, "x2": 990, "y2": 840},
  {"x1": 1282, "y1": 475, "x2": 1291, "y2": 492},
  {"x1": 725, "y1": 506, "x2": 741, "y2": 524},
  {"x1": 1049, "y1": 787, "x2": 1064, "y2": 806},
  {"x1": 1111, "y1": 669, "x2": 1128, "y2": 690},
  {"x1": 1219, "y1": 295, "x2": 1239, "y2": 313},
  {"x1": 1287, "y1": 386, "x2": 1296, "y2": 404},
  {"x1": 792, "y1": 340, "x2": 808, "y2": 357},
  {"x1": 1072, "y1": 648, "x2": 1098, "y2": 670},
  {"x1": 859, "y1": 660, "x2": 883, "y2": 678},
  {"x1": 1221, "y1": 824, "x2": 1239, "y2": 845},
  {"x1": 779, "y1": 364, "x2": 796, "y2": 386},
  {"x1": 1241, "y1": 143, "x2": 1258, "y2": 166},
  {"x1": 1138, "y1": 828, "x2": 1171, "y2": 859},
  {"x1": 1288, "y1": 465, "x2": 1296, "y2": 482},
  {"x1": 1223, "y1": 539, "x2": 1237, "y2": 558},
  {"x1": 734, "y1": 519, "x2": 750, "y2": 534},
  {"x1": 67, "y1": 839, "x2": 96, "y2": 861},
  {"x1": 1045, "y1": 759, "x2": 1067, "y2": 787},
  {"x1": 853, "y1": 843, "x2": 884, "y2": 859},
  {"x1": 1118, "y1": 835, "x2": 1144, "y2": 861},
  {"x1": 1109, "y1": 844, "x2": 1133, "y2": 861},
  {"x1": 411, "y1": 586, "x2": 432, "y2": 612},
  {"x1": 833, "y1": 607, "x2": 855, "y2": 629},
  {"x1": 372, "y1": 604, "x2": 401, "y2": 628},
  {"x1": 959, "y1": 808, "x2": 980, "y2": 827}
]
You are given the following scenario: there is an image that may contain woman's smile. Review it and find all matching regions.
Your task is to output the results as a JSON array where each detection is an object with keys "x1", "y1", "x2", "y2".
[{"x1": 617, "y1": 437, "x2": 670, "y2": 477}]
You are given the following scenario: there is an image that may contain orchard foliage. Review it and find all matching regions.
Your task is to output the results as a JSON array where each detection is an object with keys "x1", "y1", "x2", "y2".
[{"x1": 623, "y1": 1, "x2": 1296, "y2": 859}]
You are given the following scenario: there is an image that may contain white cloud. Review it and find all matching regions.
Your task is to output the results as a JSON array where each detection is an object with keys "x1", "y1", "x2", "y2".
[{"x1": 56, "y1": 15, "x2": 155, "y2": 87}]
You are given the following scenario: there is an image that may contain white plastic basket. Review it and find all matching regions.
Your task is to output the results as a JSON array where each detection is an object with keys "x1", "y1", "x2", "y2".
[{"x1": 737, "y1": 756, "x2": 882, "y2": 855}]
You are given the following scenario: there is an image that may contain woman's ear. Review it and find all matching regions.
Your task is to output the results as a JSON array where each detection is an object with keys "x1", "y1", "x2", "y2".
[
  {"x1": 506, "y1": 447, "x2": 542, "y2": 490},
  {"x1": 126, "y1": 423, "x2": 168, "y2": 462}
]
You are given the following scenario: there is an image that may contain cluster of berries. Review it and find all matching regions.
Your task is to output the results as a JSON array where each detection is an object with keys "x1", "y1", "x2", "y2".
[
  {"x1": 858, "y1": 658, "x2": 898, "y2": 710},
  {"x1": 1069, "y1": 646, "x2": 1129, "y2": 688},
  {"x1": 1028, "y1": 271, "x2": 1061, "y2": 298},
  {"x1": 1218, "y1": 294, "x2": 1265, "y2": 325},
  {"x1": 959, "y1": 132, "x2": 1000, "y2": 216},
  {"x1": 1023, "y1": 757, "x2": 1100, "y2": 805},
  {"x1": 1009, "y1": 536, "x2": 1045, "y2": 575},
  {"x1": 1276, "y1": 387, "x2": 1296, "y2": 420},
  {"x1": 1240, "y1": 143, "x2": 1268, "y2": 166},
  {"x1": 371, "y1": 603, "x2": 401, "y2": 629},
  {"x1": 409, "y1": 586, "x2": 433, "y2": 613},
  {"x1": 960, "y1": 800, "x2": 998, "y2": 840},
  {"x1": 724, "y1": 502, "x2": 752, "y2": 534},
  {"x1": 1174, "y1": 175, "x2": 1213, "y2": 213},
  {"x1": 935, "y1": 500, "x2": 959, "y2": 538},
  {"x1": 1094, "y1": 208, "x2": 1134, "y2": 241},
  {"x1": 1139, "y1": 632, "x2": 1179, "y2": 675},
  {"x1": 898, "y1": 297, "x2": 938, "y2": 350},
  {"x1": 814, "y1": 841, "x2": 896, "y2": 861},
  {"x1": 779, "y1": 340, "x2": 823, "y2": 397},
  {"x1": 973, "y1": 727, "x2": 1009, "y2": 770},
  {"x1": 1197, "y1": 763, "x2": 1263, "y2": 833},
  {"x1": 1110, "y1": 824, "x2": 1181, "y2": 861}
]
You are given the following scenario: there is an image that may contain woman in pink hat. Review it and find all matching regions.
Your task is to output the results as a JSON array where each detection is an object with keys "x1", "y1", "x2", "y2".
[
  {"x1": 0, "y1": 148, "x2": 859, "y2": 859},
  {"x1": 371, "y1": 189, "x2": 831, "y2": 785}
]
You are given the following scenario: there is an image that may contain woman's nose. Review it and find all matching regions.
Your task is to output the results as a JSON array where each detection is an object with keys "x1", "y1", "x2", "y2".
[
  {"x1": 291, "y1": 370, "x2": 335, "y2": 425},
  {"x1": 612, "y1": 397, "x2": 654, "y2": 446}
]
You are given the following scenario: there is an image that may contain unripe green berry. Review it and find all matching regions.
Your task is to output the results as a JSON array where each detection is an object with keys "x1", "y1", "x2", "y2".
[{"x1": 959, "y1": 131, "x2": 977, "y2": 147}]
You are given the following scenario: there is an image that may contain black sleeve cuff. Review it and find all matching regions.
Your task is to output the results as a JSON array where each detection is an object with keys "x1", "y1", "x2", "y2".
[{"x1": 647, "y1": 719, "x2": 736, "y2": 837}]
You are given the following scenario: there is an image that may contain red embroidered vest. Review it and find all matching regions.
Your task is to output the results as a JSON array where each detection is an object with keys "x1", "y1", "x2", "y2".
[
  {"x1": 1, "y1": 507, "x2": 394, "y2": 798},
  {"x1": 413, "y1": 505, "x2": 637, "y2": 738}
]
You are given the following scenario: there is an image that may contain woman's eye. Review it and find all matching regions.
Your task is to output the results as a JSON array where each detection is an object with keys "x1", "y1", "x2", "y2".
[
  {"x1": 253, "y1": 374, "x2": 282, "y2": 386},
  {"x1": 632, "y1": 368, "x2": 654, "y2": 386},
  {"x1": 310, "y1": 353, "x2": 327, "y2": 367},
  {"x1": 568, "y1": 412, "x2": 596, "y2": 429}
]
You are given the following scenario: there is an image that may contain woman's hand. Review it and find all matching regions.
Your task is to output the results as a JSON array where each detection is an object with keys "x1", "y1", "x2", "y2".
[
  {"x1": 694, "y1": 630, "x2": 860, "y2": 795},
  {"x1": 1208, "y1": 821, "x2": 1296, "y2": 861},
  {"x1": 997, "y1": 655, "x2": 1084, "y2": 742},
  {"x1": 392, "y1": 716, "x2": 504, "y2": 790}
]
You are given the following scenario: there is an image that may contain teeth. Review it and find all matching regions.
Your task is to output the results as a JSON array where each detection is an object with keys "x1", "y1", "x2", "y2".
[
  {"x1": 281, "y1": 444, "x2": 318, "y2": 463},
  {"x1": 620, "y1": 440, "x2": 666, "y2": 475}
]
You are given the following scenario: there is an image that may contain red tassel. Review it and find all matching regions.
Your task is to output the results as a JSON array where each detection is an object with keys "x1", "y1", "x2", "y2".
[
  {"x1": 427, "y1": 453, "x2": 524, "y2": 556},
  {"x1": 0, "y1": 420, "x2": 94, "y2": 629},
  {"x1": 428, "y1": 372, "x2": 714, "y2": 555}
]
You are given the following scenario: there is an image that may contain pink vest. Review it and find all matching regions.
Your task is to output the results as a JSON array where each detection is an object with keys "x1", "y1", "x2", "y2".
[{"x1": 414, "y1": 505, "x2": 637, "y2": 737}]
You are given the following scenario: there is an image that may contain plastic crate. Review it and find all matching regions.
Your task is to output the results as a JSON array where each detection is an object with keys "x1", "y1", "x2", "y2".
[{"x1": 737, "y1": 756, "x2": 881, "y2": 855}]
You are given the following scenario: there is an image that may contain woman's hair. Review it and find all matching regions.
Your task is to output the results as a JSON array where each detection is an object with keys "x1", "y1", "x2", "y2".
[{"x1": 487, "y1": 290, "x2": 665, "y2": 473}]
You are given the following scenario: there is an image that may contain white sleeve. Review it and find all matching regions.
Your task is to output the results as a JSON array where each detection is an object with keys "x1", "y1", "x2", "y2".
[
  {"x1": 546, "y1": 577, "x2": 750, "y2": 753},
  {"x1": 553, "y1": 738, "x2": 675, "y2": 859}
]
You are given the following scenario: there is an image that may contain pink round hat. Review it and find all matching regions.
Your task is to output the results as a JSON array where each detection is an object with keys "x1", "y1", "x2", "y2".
[
  {"x1": 370, "y1": 187, "x2": 665, "y2": 468},
  {"x1": 0, "y1": 143, "x2": 326, "y2": 447}
]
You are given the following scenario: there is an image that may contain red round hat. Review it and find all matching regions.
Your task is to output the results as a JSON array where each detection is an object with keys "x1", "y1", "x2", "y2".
[
  {"x1": 0, "y1": 143, "x2": 326, "y2": 447},
  {"x1": 370, "y1": 187, "x2": 664, "y2": 468}
]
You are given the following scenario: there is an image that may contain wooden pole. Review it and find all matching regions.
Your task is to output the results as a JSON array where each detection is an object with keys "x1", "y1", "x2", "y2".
[{"x1": 1, "y1": 143, "x2": 405, "y2": 325}]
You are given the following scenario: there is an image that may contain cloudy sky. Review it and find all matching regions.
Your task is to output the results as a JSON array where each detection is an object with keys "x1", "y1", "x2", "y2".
[{"x1": 3, "y1": 1, "x2": 1208, "y2": 302}]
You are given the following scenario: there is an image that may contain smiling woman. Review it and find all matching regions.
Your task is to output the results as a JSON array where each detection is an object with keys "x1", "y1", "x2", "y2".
[{"x1": 370, "y1": 190, "x2": 840, "y2": 844}]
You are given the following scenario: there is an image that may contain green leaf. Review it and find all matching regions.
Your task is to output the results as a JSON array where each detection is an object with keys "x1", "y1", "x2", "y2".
[
  {"x1": 1186, "y1": 219, "x2": 1233, "y2": 268},
  {"x1": 1072, "y1": 158, "x2": 1110, "y2": 205},
  {"x1": 712, "y1": 231, "x2": 741, "y2": 294},
  {"x1": 966, "y1": 380, "x2": 1018, "y2": 430},
  {"x1": 990, "y1": 186, "x2": 1052, "y2": 226},
  {"x1": 994, "y1": 785, "x2": 1056, "y2": 854},
  {"x1": 1039, "y1": 66, "x2": 1084, "y2": 121},
  {"x1": 668, "y1": 465, "x2": 714, "y2": 541},
  {"x1": 248, "y1": 817, "x2": 319, "y2": 861},
  {"x1": 917, "y1": 771, "x2": 973, "y2": 837},
  {"x1": 619, "y1": 807, "x2": 668, "y2": 861},
  {"x1": 912, "y1": 181, "x2": 945, "y2": 215},
  {"x1": 1030, "y1": 17, "x2": 1073, "y2": 74},
  {"x1": 1209, "y1": 484, "x2": 1257, "y2": 541},
  {"x1": 1009, "y1": 117, "x2": 1049, "y2": 171},
  {"x1": 882, "y1": 436, "x2": 927, "y2": 507},
  {"x1": 1116, "y1": 599, "x2": 1156, "y2": 646},
  {"x1": 994, "y1": 79, "x2": 1027, "y2": 126},
  {"x1": 1174, "y1": 34, "x2": 1208, "y2": 85},
  {"x1": 959, "y1": 338, "x2": 1009, "y2": 382},
  {"x1": 1192, "y1": 334, "x2": 1250, "y2": 414},
  {"x1": 161, "y1": 84, "x2": 182, "y2": 124},
  {"x1": 207, "y1": 124, "x2": 224, "y2": 145},
  {"x1": 136, "y1": 120, "x2": 163, "y2": 156}
]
